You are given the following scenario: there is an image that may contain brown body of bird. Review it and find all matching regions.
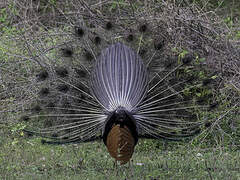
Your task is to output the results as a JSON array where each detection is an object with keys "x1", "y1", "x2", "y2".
[{"x1": 107, "y1": 124, "x2": 135, "y2": 165}]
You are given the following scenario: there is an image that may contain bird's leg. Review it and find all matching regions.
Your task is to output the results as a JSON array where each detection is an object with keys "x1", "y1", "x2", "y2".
[
  {"x1": 113, "y1": 159, "x2": 116, "y2": 169},
  {"x1": 128, "y1": 159, "x2": 134, "y2": 177},
  {"x1": 113, "y1": 159, "x2": 119, "y2": 176}
]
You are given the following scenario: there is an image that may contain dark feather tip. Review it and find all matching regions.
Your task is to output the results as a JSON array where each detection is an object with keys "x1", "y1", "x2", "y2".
[
  {"x1": 202, "y1": 78, "x2": 212, "y2": 86},
  {"x1": 74, "y1": 68, "x2": 87, "y2": 78},
  {"x1": 36, "y1": 70, "x2": 48, "y2": 81},
  {"x1": 94, "y1": 36, "x2": 101, "y2": 45},
  {"x1": 74, "y1": 93, "x2": 86, "y2": 102},
  {"x1": 44, "y1": 120, "x2": 53, "y2": 127},
  {"x1": 205, "y1": 122, "x2": 212, "y2": 128},
  {"x1": 154, "y1": 40, "x2": 164, "y2": 50},
  {"x1": 105, "y1": 22, "x2": 113, "y2": 30},
  {"x1": 55, "y1": 67, "x2": 68, "y2": 78},
  {"x1": 181, "y1": 127, "x2": 201, "y2": 135},
  {"x1": 164, "y1": 61, "x2": 174, "y2": 69},
  {"x1": 182, "y1": 55, "x2": 193, "y2": 64},
  {"x1": 57, "y1": 84, "x2": 69, "y2": 93},
  {"x1": 41, "y1": 139, "x2": 47, "y2": 144},
  {"x1": 84, "y1": 50, "x2": 93, "y2": 61},
  {"x1": 52, "y1": 133, "x2": 58, "y2": 137},
  {"x1": 20, "y1": 115, "x2": 30, "y2": 122},
  {"x1": 195, "y1": 128, "x2": 201, "y2": 134},
  {"x1": 61, "y1": 48, "x2": 73, "y2": 57},
  {"x1": 39, "y1": 87, "x2": 50, "y2": 96},
  {"x1": 190, "y1": 114, "x2": 197, "y2": 120},
  {"x1": 32, "y1": 105, "x2": 41, "y2": 113},
  {"x1": 75, "y1": 27, "x2": 84, "y2": 37},
  {"x1": 139, "y1": 24, "x2": 148, "y2": 33},
  {"x1": 138, "y1": 49, "x2": 147, "y2": 57},
  {"x1": 25, "y1": 131, "x2": 33, "y2": 137},
  {"x1": 196, "y1": 98, "x2": 206, "y2": 105},
  {"x1": 126, "y1": 34, "x2": 134, "y2": 42},
  {"x1": 209, "y1": 102, "x2": 218, "y2": 110}
]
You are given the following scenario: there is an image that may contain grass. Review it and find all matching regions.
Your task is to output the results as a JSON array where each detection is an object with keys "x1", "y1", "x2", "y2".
[{"x1": 1, "y1": 124, "x2": 240, "y2": 180}]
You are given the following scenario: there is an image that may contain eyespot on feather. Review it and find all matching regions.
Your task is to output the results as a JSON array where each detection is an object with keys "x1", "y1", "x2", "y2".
[
  {"x1": 25, "y1": 131, "x2": 33, "y2": 137},
  {"x1": 138, "y1": 49, "x2": 147, "y2": 57},
  {"x1": 41, "y1": 139, "x2": 47, "y2": 144},
  {"x1": 182, "y1": 55, "x2": 193, "y2": 64},
  {"x1": 32, "y1": 105, "x2": 41, "y2": 113},
  {"x1": 61, "y1": 48, "x2": 74, "y2": 57},
  {"x1": 39, "y1": 87, "x2": 50, "y2": 96},
  {"x1": 105, "y1": 22, "x2": 113, "y2": 30},
  {"x1": 202, "y1": 78, "x2": 212, "y2": 86},
  {"x1": 84, "y1": 50, "x2": 93, "y2": 61},
  {"x1": 52, "y1": 133, "x2": 58, "y2": 137},
  {"x1": 55, "y1": 67, "x2": 68, "y2": 78},
  {"x1": 205, "y1": 122, "x2": 212, "y2": 128},
  {"x1": 94, "y1": 36, "x2": 101, "y2": 45},
  {"x1": 154, "y1": 40, "x2": 164, "y2": 50},
  {"x1": 20, "y1": 115, "x2": 30, "y2": 122},
  {"x1": 209, "y1": 102, "x2": 218, "y2": 110},
  {"x1": 139, "y1": 24, "x2": 148, "y2": 33},
  {"x1": 57, "y1": 84, "x2": 69, "y2": 93},
  {"x1": 75, "y1": 27, "x2": 84, "y2": 37},
  {"x1": 36, "y1": 70, "x2": 48, "y2": 81},
  {"x1": 74, "y1": 68, "x2": 87, "y2": 78},
  {"x1": 126, "y1": 34, "x2": 134, "y2": 42}
]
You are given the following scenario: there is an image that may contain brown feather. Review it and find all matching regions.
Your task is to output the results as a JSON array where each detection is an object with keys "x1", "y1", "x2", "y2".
[{"x1": 106, "y1": 124, "x2": 135, "y2": 165}]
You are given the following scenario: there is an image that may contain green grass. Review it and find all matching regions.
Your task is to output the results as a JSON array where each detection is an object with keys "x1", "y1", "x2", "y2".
[{"x1": 1, "y1": 125, "x2": 240, "y2": 180}]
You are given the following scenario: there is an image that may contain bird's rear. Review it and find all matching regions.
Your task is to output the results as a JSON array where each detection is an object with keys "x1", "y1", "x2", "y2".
[
  {"x1": 106, "y1": 124, "x2": 135, "y2": 165},
  {"x1": 91, "y1": 43, "x2": 147, "y2": 164}
]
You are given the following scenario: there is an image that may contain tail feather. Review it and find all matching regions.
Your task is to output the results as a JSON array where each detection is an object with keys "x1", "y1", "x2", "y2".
[{"x1": 90, "y1": 43, "x2": 148, "y2": 112}]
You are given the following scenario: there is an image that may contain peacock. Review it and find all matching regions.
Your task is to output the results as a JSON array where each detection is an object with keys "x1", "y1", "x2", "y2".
[{"x1": 2, "y1": 0, "x2": 237, "y2": 165}]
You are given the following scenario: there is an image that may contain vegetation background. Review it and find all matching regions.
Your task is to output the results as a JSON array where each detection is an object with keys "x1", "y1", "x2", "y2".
[{"x1": 0, "y1": 0, "x2": 239, "y2": 179}]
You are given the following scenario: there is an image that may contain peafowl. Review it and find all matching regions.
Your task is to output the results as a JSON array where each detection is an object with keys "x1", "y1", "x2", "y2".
[{"x1": 2, "y1": 0, "x2": 235, "y2": 165}]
